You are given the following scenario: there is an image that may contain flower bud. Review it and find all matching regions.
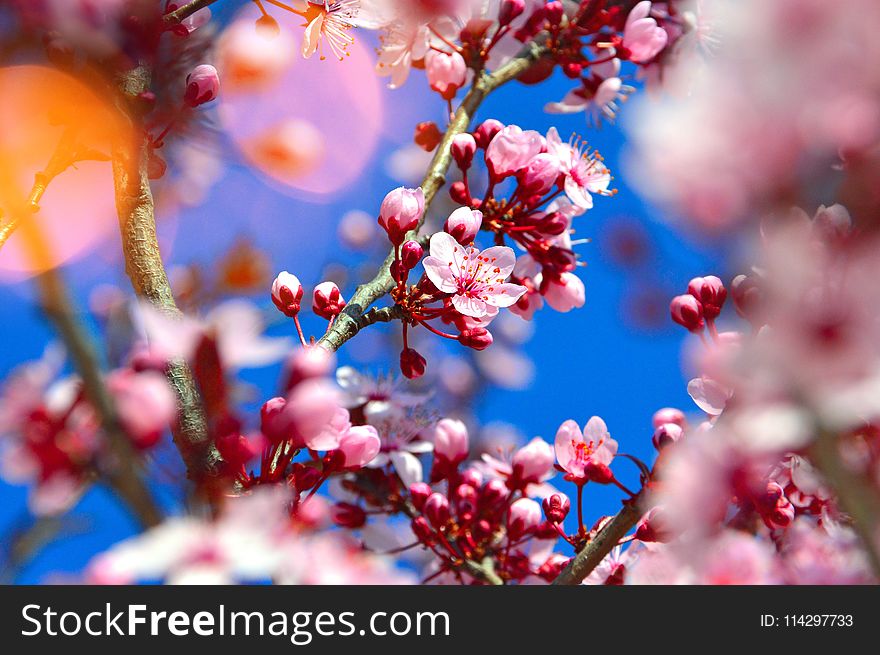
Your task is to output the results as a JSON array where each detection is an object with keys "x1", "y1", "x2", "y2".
[
  {"x1": 480, "y1": 479, "x2": 508, "y2": 508},
  {"x1": 271, "y1": 271, "x2": 304, "y2": 317},
  {"x1": 379, "y1": 187, "x2": 425, "y2": 245},
  {"x1": 451, "y1": 133, "x2": 477, "y2": 170},
  {"x1": 544, "y1": 1, "x2": 564, "y2": 25},
  {"x1": 260, "y1": 397, "x2": 291, "y2": 444},
  {"x1": 312, "y1": 281, "x2": 346, "y2": 319},
  {"x1": 184, "y1": 64, "x2": 220, "y2": 107},
  {"x1": 687, "y1": 275, "x2": 726, "y2": 320},
  {"x1": 425, "y1": 49, "x2": 467, "y2": 100},
  {"x1": 445, "y1": 207, "x2": 483, "y2": 245},
  {"x1": 433, "y1": 418, "x2": 469, "y2": 463},
  {"x1": 411, "y1": 516, "x2": 436, "y2": 545},
  {"x1": 473, "y1": 119, "x2": 504, "y2": 149},
  {"x1": 460, "y1": 468, "x2": 483, "y2": 488},
  {"x1": 400, "y1": 240, "x2": 424, "y2": 271},
  {"x1": 731, "y1": 274, "x2": 762, "y2": 322},
  {"x1": 519, "y1": 153, "x2": 561, "y2": 196},
  {"x1": 409, "y1": 482, "x2": 432, "y2": 511},
  {"x1": 652, "y1": 422, "x2": 684, "y2": 450},
  {"x1": 652, "y1": 407, "x2": 686, "y2": 429},
  {"x1": 458, "y1": 327, "x2": 494, "y2": 351},
  {"x1": 670, "y1": 294, "x2": 704, "y2": 332},
  {"x1": 415, "y1": 121, "x2": 443, "y2": 151},
  {"x1": 336, "y1": 425, "x2": 381, "y2": 469},
  {"x1": 400, "y1": 348, "x2": 426, "y2": 379},
  {"x1": 542, "y1": 493, "x2": 570, "y2": 523},
  {"x1": 332, "y1": 502, "x2": 367, "y2": 528},
  {"x1": 424, "y1": 492, "x2": 450, "y2": 528},
  {"x1": 508, "y1": 498, "x2": 541, "y2": 540},
  {"x1": 542, "y1": 272, "x2": 585, "y2": 313},
  {"x1": 449, "y1": 180, "x2": 471, "y2": 205},
  {"x1": 499, "y1": 0, "x2": 526, "y2": 25}
]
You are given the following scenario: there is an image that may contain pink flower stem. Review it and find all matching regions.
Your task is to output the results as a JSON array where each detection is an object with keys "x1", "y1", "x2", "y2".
[
  {"x1": 293, "y1": 316, "x2": 308, "y2": 347},
  {"x1": 417, "y1": 319, "x2": 460, "y2": 340},
  {"x1": 552, "y1": 520, "x2": 577, "y2": 545},
  {"x1": 706, "y1": 318, "x2": 720, "y2": 342},
  {"x1": 611, "y1": 476, "x2": 637, "y2": 498},
  {"x1": 576, "y1": 481, "x2": 586, "y2": 536}
]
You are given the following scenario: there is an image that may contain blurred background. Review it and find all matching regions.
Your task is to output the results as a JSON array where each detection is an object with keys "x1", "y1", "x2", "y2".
[{"x1": 0, "y1": 2, "x2": 722, "y2": 582}]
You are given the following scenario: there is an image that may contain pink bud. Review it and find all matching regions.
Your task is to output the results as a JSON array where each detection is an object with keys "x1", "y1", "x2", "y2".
[
  {"x1": 312, "y1": 281, "x2": 346, "y2": 319},
  {"x1": 670, "y1": 294, "x2": 704, "y2": 332},
  {"x1": 458, "y1": 327, "x2": 493, "y2": 351},
  {"x1": 332, "y1": 502, "x2": 367, "y2": 528},
  {"x1": 184, "y1": 64, "x2": 220, "y2": 107},
  {"x1": 379, "y1": 187, "x2": 425, "y2": 245},
  {"x1": 687, "y1": 275, "x2": 726, "y2": 320},
  {"x1": 652, "y1": 407, "x2": 686, "y2": 429},
  {"x1": 411, "y1": 516, "x2": 436, "y2": 545},
  {"x1": 511, "y1": 437, "x2": 554, "y2": 485},
  {"x1": 473, "y1": 119, "x2": 504, "y2": 149},
  {"x1": 449, "y1": 180, "x2": 471, "y2": 205},
  {"x1": 485, "y1": 125, "x2": 545, "y2": 180},
  {"x1": 481, "y1": 479, "x2": 508, "y2": 507},
  {"x1": 508, "y1": 498, "x2": 542, "y2": 539},
  {"x1": 260, "y1": 397, "x2": 291, "y2": 444},
  {"x1": 286, "y1": 379, "x2": 341, "y2": 450},
  {"x1": 519, "y1": 153, "x2": 561, "y2": 196},
  {"x1": 652, "y1": 422, "x2": 684, "y2": 450},
  {"x1": 433, "y1": 418, "x2": 469, "y2": 463},
  {"x1": 731, "y1": 274, "x2": 762, "y2": 322},
  {"x1": 337, "y1": 425, "x2": 381, "y2": 469},
  {"x1": 424, "y1": 492, "x2": 450, "y2": 528},
  {"x1": 542, "y1": 493, "x2": 570, "y2": 523},
  {"x1": 271, "y1": 271, "x2": 304, "y2": 317},
  {"x1": 460, "y1": 468, "x2": 483, "y2": 488},
  {"x1": 543, "y1": 272, "x2": 585, "y2": 313},
  {"x1": 444, "y1": 207, "x2": 482, "y2": 245},
  {"x1": 499, "y1": 0, "x2": 526, "y2": 25},
  {"x1": 400, "y1": 348, "x2": 426, "y2": 379},
  {"x1": 400, "y1": 240, "x2": 424, "y2": 271},
  {"x1": 425, "y1": 49, "x2": 467, "y2": 100},
  {"x1": 409, "y1": 482, "x2": 432, "y2": 510},
  {"x1": 451, "y1": 133, "x2": 477, "y2": 170},
  {"x1": 544, "y1": 1, "x2": 564, "y2": 25}
]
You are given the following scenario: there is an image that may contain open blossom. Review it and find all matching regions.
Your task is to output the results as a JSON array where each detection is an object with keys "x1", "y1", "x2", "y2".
[
  {"x1": 292, "y1": 0, "x2": 361, "y2": 60},
  {"x1": 554, "y1": 417, "x2": 618, "y2": 483},
  {"x1": 422, "y1": 232, "x2": 526, "y2": 318},
  {"x1": 545, "y1": 128, "x2": 611, "y2": 211},
  {"x1": 622, "y1": 1, "x2": 668, "y2": 63}
]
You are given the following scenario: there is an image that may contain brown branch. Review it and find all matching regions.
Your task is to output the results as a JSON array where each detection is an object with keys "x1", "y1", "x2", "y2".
[
  {"x1": 37, "y1": 269, "x2": 163, "y2": 528},
  {"x1": 163, "y1": 0, "x2": 220, "y2": 25},
  {"x1": 318, "y1": 38, "x2": 550, "y2": 352},
  {"x1": 551, "y1": 492, "x2": 645, "y2": 585},
  {"x1": 112, "y1": 67, "x2": 221, "y2": 485}
]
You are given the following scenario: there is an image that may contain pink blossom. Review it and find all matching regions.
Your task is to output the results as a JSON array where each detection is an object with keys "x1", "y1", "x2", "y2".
[
  {"x1": 519, "y1": 153, "x2": 562, "y2": 196},
  {"x1": 687, "y1": 376, "x2": 731, "y2": 417},
  {"x1": 554, "y1": 417, "x2": 618, "y2": 482},
  {"x1": 422, "y1": 232, "x2": 526, "y2": 318},
  {"x1": 545, "y1": 127, "x2": 611, "y2": 210},
  {"x1": 622, "y1": 1, "x2": 668, "y2": 63},
  {"x1": 510, "y1": 436, "x2": 555, "y2": 485},
  {"x1": 107, "y1": 370, "x2": 176, "y2": 449},
  {"x1": 485, "y1": 125, "x2": 545, "y2": 180},
  {"x1": 424, "y1": 49, "x2": 467, "y2": 99},
  {"x1": 286, "y1": 379, "x2": 343, "y2": 450}
]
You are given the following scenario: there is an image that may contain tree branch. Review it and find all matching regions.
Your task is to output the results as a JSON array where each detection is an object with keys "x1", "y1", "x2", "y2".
[
  {"x1": 163, "y1": 0, "x2": 220, "y2": 25},
  {"x1": 318, "y1": 39, "x2": 550, "y2": 352},
  {"x1": 112, "y1": 66, "x2": 221, "y2": 485},
  {"x1": 551, "y1": 492, "x2": 644, "y2": 585}
]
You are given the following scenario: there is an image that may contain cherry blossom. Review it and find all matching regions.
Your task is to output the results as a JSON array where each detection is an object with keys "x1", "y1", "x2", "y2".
[
  {"x1": 554, "y1": 417, "x2": 618, "y2": 483},
  {"x1": 422, "y1": 232, "x2": 526, "y2": 319}
]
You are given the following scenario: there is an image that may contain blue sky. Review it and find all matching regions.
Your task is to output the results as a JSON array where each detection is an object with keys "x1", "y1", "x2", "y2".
[{"x1": 0, "y1": 6, "x2": 724, "y2": 582}]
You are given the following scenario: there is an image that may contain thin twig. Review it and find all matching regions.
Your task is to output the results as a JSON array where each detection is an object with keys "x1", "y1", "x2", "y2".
[
  {"x1": 163, "y1": 0, "x2": 221, "y2": 25},
  {"x1": 551, "y1": 492, "x2": 645, "y2": 585}
]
